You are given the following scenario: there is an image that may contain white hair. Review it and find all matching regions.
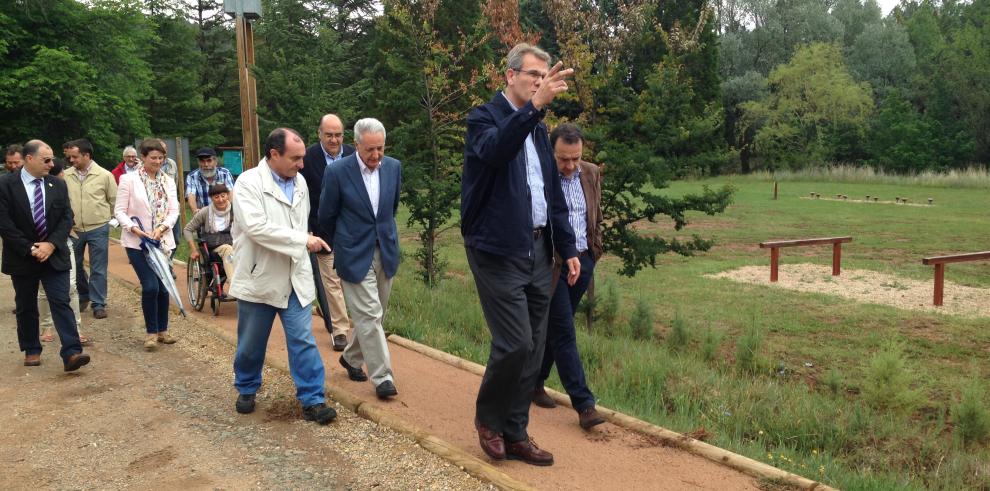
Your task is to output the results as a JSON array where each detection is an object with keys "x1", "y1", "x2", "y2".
[
  {"x1": 122, "y1": 145, "x2": 137, "y2": 156},
  {"x1": 354, "y1": 118, "x2": 386, "y2": 144}
]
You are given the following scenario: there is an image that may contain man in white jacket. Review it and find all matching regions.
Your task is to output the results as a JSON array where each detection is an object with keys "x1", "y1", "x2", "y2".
[{"x1": 229, "y1": 128, "x2": 336, "y2": 425}]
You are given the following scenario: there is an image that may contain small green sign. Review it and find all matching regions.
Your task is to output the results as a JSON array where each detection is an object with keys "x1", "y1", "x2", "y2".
[{"x1": 223, "y1": 150, "x2": 243, "y2": 176}]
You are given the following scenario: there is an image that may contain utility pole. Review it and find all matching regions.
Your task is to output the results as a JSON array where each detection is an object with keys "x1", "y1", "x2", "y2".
[{"x1": 225, "y1": 0, "x2": 261, "y2": 170}]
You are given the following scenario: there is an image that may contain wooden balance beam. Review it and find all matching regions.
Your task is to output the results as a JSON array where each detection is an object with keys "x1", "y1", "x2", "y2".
[
  {"x1": 758, "y1": 237, "x2": 853, "y2": 282},
  {"x1": 921, "y1": 251, "x2": 990, "y2": 306}
]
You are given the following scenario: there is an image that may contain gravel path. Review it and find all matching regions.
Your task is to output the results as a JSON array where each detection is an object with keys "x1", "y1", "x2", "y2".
[{"x1": 0, "y1": 274, "x2": 490, "y2": 490}]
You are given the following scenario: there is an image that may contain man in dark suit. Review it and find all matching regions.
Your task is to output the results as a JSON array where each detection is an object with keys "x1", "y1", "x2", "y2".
[
  {"x1": 302, "y1": 114, "x2": 355, "y2": 352},
  {"x1": 318, "y1": 117, "x2": 402, "y2": 400},
  {"x1": 0, "y1": 140, "x2": 90, "y2": 371},
  {"x1": 461, "y1": 43, "x2": 580, "y2": 466},
  {"x1": 532, "y1": 123, "x2": 606, "y2": 431}
]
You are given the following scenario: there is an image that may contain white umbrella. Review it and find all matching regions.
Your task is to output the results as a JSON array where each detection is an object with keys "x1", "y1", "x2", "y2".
[{"x1": 131, "y1": 217, "x2": 187, "y2": 317}]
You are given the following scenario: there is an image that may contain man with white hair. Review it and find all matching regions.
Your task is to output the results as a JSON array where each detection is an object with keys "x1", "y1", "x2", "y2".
[
  {"x1": 318, "y1": 118, "x2": 402, "y2": 400},
  {"x1": 111, "y1": 146, "x2": 141, "y2": 184}
]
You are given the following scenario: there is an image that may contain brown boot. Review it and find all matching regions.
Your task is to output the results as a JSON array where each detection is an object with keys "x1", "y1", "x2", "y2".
[
  {"x1": 532, "y1": 386, "x2": 556, "y2": 409},
  {"x1": 578, "y1": 406, "x2": 606, "y2": 430}
]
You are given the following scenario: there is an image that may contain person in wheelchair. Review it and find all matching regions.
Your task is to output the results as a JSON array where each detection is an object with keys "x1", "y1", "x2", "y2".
[{"x1": 183, "y1": 183, "x2": 235, "y2": 298}]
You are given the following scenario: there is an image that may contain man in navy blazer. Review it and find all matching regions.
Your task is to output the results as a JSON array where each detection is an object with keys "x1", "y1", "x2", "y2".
[
  {"x1": 302, "y1": 113, "x2": 355, "y2": 352},
  {"x1": 461, "y1": 43, "x2": 580, "y2": 466},
  {"x1": 0, "y1": 140, "x2": 90, "y2": 371},
  {"x1": 318, "y1": 117, "x2": 402, "y2": 400}
]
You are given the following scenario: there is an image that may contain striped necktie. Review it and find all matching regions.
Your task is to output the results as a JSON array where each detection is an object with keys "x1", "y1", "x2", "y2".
[{"x1": 32, "y1": 179, "x2": 48, "y2": 240}]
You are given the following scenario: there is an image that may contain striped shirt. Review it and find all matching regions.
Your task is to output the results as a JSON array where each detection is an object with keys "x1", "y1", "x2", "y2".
[
  {"x1": 560, "y1": 169, "x2": 587, "y2": 253},
  {"x1": 185, "y1": 167, "x2": 235, "y2": 209}
]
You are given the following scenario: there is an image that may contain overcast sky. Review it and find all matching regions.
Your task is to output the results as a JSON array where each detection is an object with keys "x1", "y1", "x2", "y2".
[{"x1": 878, "y1": 0, "x2": 900, "y2": 15}]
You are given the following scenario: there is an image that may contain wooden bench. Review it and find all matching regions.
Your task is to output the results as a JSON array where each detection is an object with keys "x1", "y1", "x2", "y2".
[
  {"x1": 921, "y1": 251, "x2": 990, "y2": 306},
  {"x1": 758, "y1": 237, "x2": 853, "y2": 282}
]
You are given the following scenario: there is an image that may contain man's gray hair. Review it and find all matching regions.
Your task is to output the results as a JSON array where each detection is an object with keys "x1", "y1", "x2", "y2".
[
  {"x1": 122, "y1": 145, "x2": 137, "y2": 156},
  {"x1": 354, "y1": 118, "x2": 386, "y2": 144},
  {"x1": 506, "y1": 43, "x2": 551, "y2": 71}
]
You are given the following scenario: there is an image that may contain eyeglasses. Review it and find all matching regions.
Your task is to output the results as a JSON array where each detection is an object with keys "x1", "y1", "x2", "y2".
[{"x1": 515, "y1": 69, "x2": 547, "y2": 79}]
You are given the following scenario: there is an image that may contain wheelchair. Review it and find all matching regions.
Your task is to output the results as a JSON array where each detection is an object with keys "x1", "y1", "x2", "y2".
[{"x1": 186, "y1": 239, "x2": 235, "y2": 316}]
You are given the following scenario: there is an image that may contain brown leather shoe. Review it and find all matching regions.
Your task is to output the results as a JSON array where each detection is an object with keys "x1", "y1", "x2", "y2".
[
  {"x1": 578, "y1": 406, "x2": 606, "y2": 430},
  {"x1": 63, "y1": 353, "x2": 91, "y2": 372},
  {"x1": 474, "y1": 418, "x2": 506, "y2": 460},
  {"x1": 332, "y1": 334, "x2": 347, "y2": 352},
  {"x1": 24, "y1": 354, "x2": 41, "y2": 366},
  {"x1": 532, "y1": 386, "x2": 556, "y2": 408},
  {"x1": 506, "y1": 438, "x2": 554, "y2": 466}
]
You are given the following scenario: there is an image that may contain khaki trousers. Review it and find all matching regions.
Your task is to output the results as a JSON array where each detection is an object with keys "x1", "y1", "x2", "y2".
[
  {"x1": 340, "y1": 248, "x2": 393, "y2": 386},
  {"x1": 316, "y1": 252, "x2": 351, "y2": 337}
]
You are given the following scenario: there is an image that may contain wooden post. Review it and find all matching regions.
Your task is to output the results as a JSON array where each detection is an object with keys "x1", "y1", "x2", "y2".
[
  {"x1": 235, "y1": 16, "x2": 260, "y2": 171},
  {"x1": 832, "y1": 242, "x2": 841, "y2": 276},
  {"x1": 933, "y1": 263, "x2": 944, "y2": 306},
  {"x1": 174, "y1": 136, "x2": 186, "y2": 231},
  {"x1": 772, "y1": 181, "x2": 778, "y2": 200},
  {"x1": 769, "y1": 247, "x2": 779, "y2": 282}
]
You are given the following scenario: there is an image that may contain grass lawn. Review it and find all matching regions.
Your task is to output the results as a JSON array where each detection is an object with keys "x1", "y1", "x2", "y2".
[{"x1": 385, "y1": 176, "x2": 990, "y2": 490}]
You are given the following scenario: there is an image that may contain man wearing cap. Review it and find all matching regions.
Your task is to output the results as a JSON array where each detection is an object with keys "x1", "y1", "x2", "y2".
[{"x1": 186, "y1": 147, "x2": 235, "y2": 215}]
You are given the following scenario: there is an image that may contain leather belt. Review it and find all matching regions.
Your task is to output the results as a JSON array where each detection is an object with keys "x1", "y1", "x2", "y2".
[{"x1": 533, "y1": 227, "x2": 545, "y2": 240}]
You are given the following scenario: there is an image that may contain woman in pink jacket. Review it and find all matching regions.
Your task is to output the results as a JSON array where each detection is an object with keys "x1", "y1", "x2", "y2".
[{"x1": 114, "y1": 139, "x2": 180, "y2": 351}]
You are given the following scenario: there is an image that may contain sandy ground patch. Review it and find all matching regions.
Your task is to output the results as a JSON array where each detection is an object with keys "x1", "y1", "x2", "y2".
[{"x1": 708, "y1": 263, "x2": 990, "y2": 318}]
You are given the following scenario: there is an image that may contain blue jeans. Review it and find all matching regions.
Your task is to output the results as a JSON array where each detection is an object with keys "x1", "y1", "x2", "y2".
[
  {"x1": 539, "y1": 253, "x2": 597, "y2": 412},
  {"x1": 233, "y1": 291, "x2": 326, "y2": 407},
  {"x1": 74, "y1": 223, "x2": 110, "y2": 310},
  {"x1": 126, "y1": 247, "x2": 170, "y2": 334}
]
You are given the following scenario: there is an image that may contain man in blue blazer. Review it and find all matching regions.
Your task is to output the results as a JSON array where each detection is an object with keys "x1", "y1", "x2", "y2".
[
  {"x1": 0, "y1": 140, "x2": 90, "y2": 371},
  {"x1": 302, "y1": 113, "x2": 356, "y2": 352},
  {"x1": 318, "y1": 117, "x2": 402, "y2": 400}
]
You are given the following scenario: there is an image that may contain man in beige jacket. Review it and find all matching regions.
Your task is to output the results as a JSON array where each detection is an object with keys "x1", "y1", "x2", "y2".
[
  {"x1": 63, "y1": 138, "x2": 117, "y2": 319},
  {"x1": 229, "y1": 128, "x2": 336, "y2": 425}
]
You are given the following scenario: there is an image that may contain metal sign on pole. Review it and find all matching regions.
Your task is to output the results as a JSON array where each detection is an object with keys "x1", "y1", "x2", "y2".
[{"x1": 225, "y1": 0, "x2": 261, "y2": 171}]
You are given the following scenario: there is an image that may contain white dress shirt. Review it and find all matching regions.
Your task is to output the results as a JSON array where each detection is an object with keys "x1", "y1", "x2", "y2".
[{"x1": 356, "y1": 152, "x2": 380, "y2": 217}]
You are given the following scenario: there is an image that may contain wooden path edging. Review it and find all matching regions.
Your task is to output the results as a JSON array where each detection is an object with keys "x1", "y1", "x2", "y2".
[
  {"x1": 110, "y1": 276, "x2": 535, "y2": 491},
  {"x1": 387, "y1": 334, "x2": 836, "y2": 491}
]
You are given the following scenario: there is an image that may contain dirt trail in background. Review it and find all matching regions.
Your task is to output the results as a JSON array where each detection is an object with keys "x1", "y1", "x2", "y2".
[
  {"x1": 710, "y1": 263, "x2": 990, "y2": 317},
  {"x1": 86, "y1": 245, "x2": 759, "y2": 490}
]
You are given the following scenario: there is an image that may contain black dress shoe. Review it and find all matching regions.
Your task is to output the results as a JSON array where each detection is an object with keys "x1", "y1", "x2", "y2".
[
  {"x1": 302, "y1": 403, "x2": 337, "y2": 425},
  {"x1": 375, "y1": 380, "x2": 398, "y2": 399},
  {"x1": 236, "y1": 394, "x2": 256, "y2": 414},
  {"x1": 578, "y1": 406, "x2": 606, "y2": 430},
  {"x1": 332, "y1": 334, "x2": 347, "y2": 352},
  {"x1": 93, "y1": 308, "x2": 107, "y2": 319},
  {"x1": 79, "y1": 299, "x2": 90, "y2": 312},
  {"x1": 532, "y1": 386, "x2": 556, "y2": 408},
  {"x1": 338, "y1": 356, "x2": 367, "y2": 381},
  {"x1": 506, "y1": 438, "x2": 554, "y2": 466},
  {"x1": 63, "y1": 353, "x2": 91, "y2": 372},
  {"x1": 475, "y1": 418, "x2": 506, "y2": 460}
]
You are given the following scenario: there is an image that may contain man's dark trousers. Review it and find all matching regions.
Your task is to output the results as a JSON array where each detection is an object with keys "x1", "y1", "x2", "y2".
[
  {"x1": 540, "y1": 252, "x2": 596, "y2": 412},
  {"x1": 13, "y1": 267, "x2": 82, "y2": 362},
  {"x1": 467, "y1": 235, "x2": 553, "y2": 444}
]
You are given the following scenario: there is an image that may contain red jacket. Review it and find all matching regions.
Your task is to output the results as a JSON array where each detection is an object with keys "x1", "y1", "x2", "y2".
[{"x1": 111, "y1": 161, "x2": 126, "y2": 184}]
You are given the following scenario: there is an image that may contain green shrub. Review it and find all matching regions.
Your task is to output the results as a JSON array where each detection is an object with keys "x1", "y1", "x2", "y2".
[
  {"x1": 954, "y1": 380, "x2": 990, "y2": 447},
  {"x1": 699, "y1": 323, "x2": 721, "y2": 362},
  {"x1": 629, "y1": 297, "x2": 656, "y2": 341},
  {"x1": 735, "y1": 324, "x2": 768, "y2": 375},
  {"x1": 862, "y1": 340, "x2": 923, "y2": 413},
  {"x1": 593, "y1": 278, "x2": 620, "y2": 332},
  {"x1": 665, "y1": 311, "x2": 690, "y2": 350},
  {"x1": 822, "y1": 368, "x2": 843, "y2": 395}
]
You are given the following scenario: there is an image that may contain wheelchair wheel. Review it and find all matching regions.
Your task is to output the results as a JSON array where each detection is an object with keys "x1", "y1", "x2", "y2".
[{"x1": 186, "y1": 257, "x2": 208, "y2": 311}]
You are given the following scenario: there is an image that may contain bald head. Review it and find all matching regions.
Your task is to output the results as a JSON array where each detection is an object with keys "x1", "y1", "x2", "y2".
[
  {"x1": 318, "y1": 114, "x2": 345, "y2": 157},
  {"x1": 22, "y1": 139, "x2": 54, "y2": 178}
]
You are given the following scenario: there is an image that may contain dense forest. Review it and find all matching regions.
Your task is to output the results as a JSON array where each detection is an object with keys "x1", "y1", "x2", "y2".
[
  {"x1": 2, "y1": 0, "x2": 988, "y2": 173},
  {"x1": 1, "y1": 0, "x2": 987, "y2": 281}
]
